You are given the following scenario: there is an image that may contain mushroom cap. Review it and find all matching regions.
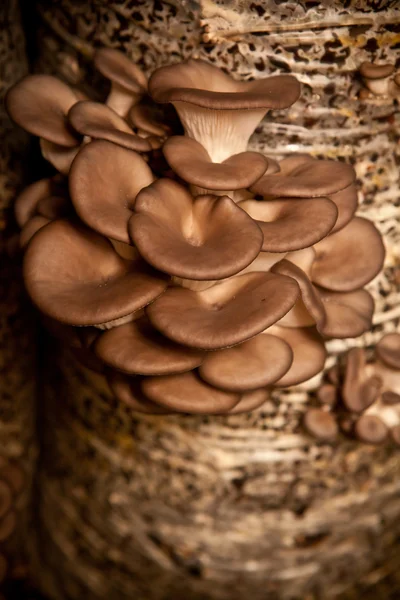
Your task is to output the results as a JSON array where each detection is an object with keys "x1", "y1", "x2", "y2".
[
  {"x1": 6, "y1": 74, "x2": 79, "y2": 146},
  {"x1": 311, "y1": 217, "x2": 385, "y2": 292},
  {"x1": 68, "y1": 101, "x2": 152, "y2": 152},
  {"x1": 316, "y1": 384, "x2": 338, "y2": 407},
  {"x1": 383, "y1": 391, "x2": 400, "y2": 405},
  {"x1": 359, "y1": 62, "x2": 395, "y2": 79},
  {"x1": 129, "y1": 178, "x2": 264, "y2": 280},
  {"x1": 106, "y1": 371, "x2": 172, "y2": 414},
  {"x1": 147, "y1": 271, "x2": 299, "y2": 350},
  {"x1": 251, "y1": 158, "x2": 355, "y2": 198},
  {"x1": 69, "y1": 140, "x2": 154, "y2": 243},
  {"x1": 328, "y1": 184, "x2": 358, "y2": 233},
  {"x1": 318, "y1": 288, "x2": 375, "y2": 339},
  {"x1": 198, "y1": 333, "x2": 293, "y2": 392},
  {"x1": 239, "y1": 197, "x2": 337, "y2": 253},
  {"x1": 162, "y1": 136, "x2": 268, "y2": 190},
  {"x1": 376, "y1": 333, "x2": 400, "y2": 370},
  {"x1": 149, "y1": 59, "x2": 301, "y2": 110},
  {"x1": 342, "y1": 347, "x2": 381, "y2": 412},
  {"x1": 355, "y1": 414, "x2": 389, "y2": 444},
  {"x1": 304, "y1": 408, "x2": 338, "y2": 441},
  {"x1": 129, "y1": 103, "x2": 170, "y2": 137},
  {"x1": 270, "y1": 326, "x2": 327, "y2": 388},
  {"x1": 23, "y1": 219, "x2": 168, "y2": 326},
  {"x1": 96, "y1": 318, "x2": 205, "y2": 375},
  {"x1": 40, "y1": 139, "x2": 80, "y2": 175},
  {"x1": 141, "y1": 371, "x2": 240, "y2": 414},
  {"x1": 20, "y1": 216, "x2": 51, "y2": 248},
  {"x1": 225, "y1": 388, "x2": 270, "y2": 414},
  {"x1": 14, "y1": 178, "x2": 53, "y2": 227},
  {"x1": 94, "y1": 48, "x2": 147, "y2": 93}
]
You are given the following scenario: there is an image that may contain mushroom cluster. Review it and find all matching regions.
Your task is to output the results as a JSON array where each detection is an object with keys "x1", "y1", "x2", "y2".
[
  {"x1": 7, "y1": 51, "x2": 386, "y2": 415},
  {"x1": 359, "y1": 61, "x2": 400, "y2": 99},
  {"x1": 304, "y1": 333, "x2": 400, "y2": 446},
  {"x1": 0, "y1": 458, "x2": 24, "y2": 584}
]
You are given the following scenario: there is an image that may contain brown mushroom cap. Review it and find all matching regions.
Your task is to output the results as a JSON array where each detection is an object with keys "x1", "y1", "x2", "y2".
[
  {"x1": 141, "y1": 371, "x2": 240, "y2": 414},
  {"x1": 96, "y1": 317, "x2": 205, "y2": 376},
  {"x1": 355, "y1": 414, "x2": 389, "y2": 444},
  {"x1": 162, "y1": 136, "x2": 268, "y2": 190},
  {"x1": 149, "y1": 59, "x2": 300, "y2": 110},
  {"x1": 68, "y1": 101, "x2": 152, "y2": 152},
  {"x1": 383, "y1": 391, "x2": 400, "y2": 405},
  {"x1": 342, "y1": 347, "x2": 382, "y2": 412},
  {"x1": 20, "y1": 216, "x2": 51, "y2": 248},
  {"x1": 376, "y1": 333, "x2": 400, "y2": 370},
  {"x1": 226, "y1": 388, "x2": 270, "y2": 414},
  {"x1": 23, "y1": 219, "x2": 168, "y2": 326},
  {"x1": 311, "y1": 217, "x2": 385, "y2": 292},
  {"x1": 328, "y1": 184, "x2": 358, "y2": 233},
  {"x1": 316, "y1": 383, "x2": 338, "y2": 407},
  {"x1": 107, "y1": 371, "x2": 172, "y2": 414},
  {"x1": 198, "y1": 333, "x2": 293, "y2": 392},
  {"x1": 359, "y1": 62, "x2": 395, "y2": 80},
  {"x1": 318, "y1": 288, "x2": 375, "y2": 339},
  {"x1": 130, "y1": 178, "x2": 263, "y2": 280},
  {"x1": 94, "y1": 48, "x2": 147, "y2": 94},
  {"x1": 69, "y1": 140, "x2": 154, "y2": 243},
  {"x1": 147, "y1": 271, "x2": 299, "y2": 350},
  {"x1": 239, "y1": 197, "x2": 337, "y2": 253},
  {"x1": 251, "y1": 158, "x2": 355, "y2": 198},
  {"x1": 6, "y1": 75, "x2": 79, "y2": 146},
  {"x1": 270, "y1": 326, "x2": 327, "y2": 388},
  {"x1": 14, "y1": 178, "x2": 53, "y2": 227},
  {"x1": 40, "y1": 139, "x2": 80, "y2": 175},
  {"x1": 304, "y1": 408, "x2": 338, "y2": 441},
  {"x1": 129, "y1": 103, "x2": 170, "y2": 137}
]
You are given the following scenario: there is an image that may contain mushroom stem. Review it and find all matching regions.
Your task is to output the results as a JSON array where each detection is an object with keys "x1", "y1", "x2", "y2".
[
  {"x1": 106, "y1": 86, "x2": 141, "y2": 118},
  {"x1": 174, "y1": 101, "x2": 267, "y2": 163}
]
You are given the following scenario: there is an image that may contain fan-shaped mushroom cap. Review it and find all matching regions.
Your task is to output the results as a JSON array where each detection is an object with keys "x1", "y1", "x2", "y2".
[
  {"x1": 304, "y1": 408, "x2": 338, "y2": 441},
  {"x1": 163, "y1": 136, "x2": 268, "y2": 190},
  {"x1": 342, "y1": 347, "x2": 381, "y2": 412},
  {"x1": 355, "y1": 414, "x2": 388, "y2": 444},
  {"x1": 270, "y1": 326, "x2": 327, "y2": 388},
  {"x1": 20, "y1": 216, "x2": 51, "y2": 248},
  {"x1": 311, "y1": 217, "x2": 385, "y2": 292},
  {"x1": 149, "y1": 59, "x2": 300, "y2": 162},
  {"x1": 360, "y1": 62, "x2": 395, "y2": 80},
  {"x1": 199, "y1": 333, "x2": 293, "y2": 392},
  {"x1": 70, "y1": 140, "x2": 154, "y2": 243},
  {"x1": 141, "y1": 371, "x2": 240, "y2": 414},
  {"x1": 23, "y1": 219, "x2": 168, "y2": 326},
  {"x1": 68, "y1": 101, "x2": 152, "y2": 152},
  {"x1": 94, "y1": 48, "x2": 147, "y2": 117},
  {"x1": 6, "y1": 75, "x2": 80, "y2": 146},
  {"x1": 239, "y1": 197, "x2": 337, "y2": 253},
  {"x1": 251, "y1": 158, "x2": 355, "y2": 198},
  {"x1": 96, "y1": 317, "x2": 205, "y2": 376},
  {"x1": 328, "y1": 184, "x2": 358, "y2": 233},
  {"x1": 147, "y1": 271, "x2": 299, "y2": 350},
  {"x1": 318, "y1": 288, "x2": 375, "y2": 339},
  {"x1": 129, "y1": 103, "x2": 170, "y2": 137},
  {"x1": 376, "y1": 333, "x2": 400, "y2": 370},
  {"x1": 107, "y1": 371, "x2": 172, "y2": 414},
  {"x1": 225, "y1": 388, "x2": 270, "y2": 414},
  {"x1": 130, "y1": 178, "x2": 263, "y2": 280}
]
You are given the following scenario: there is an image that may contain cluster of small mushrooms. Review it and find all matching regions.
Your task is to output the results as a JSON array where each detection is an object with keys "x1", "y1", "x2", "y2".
[
  {"x1": 359, "y1": 61, "x2": 400, "y2": 99},
  {"x1": 0, "y1": 458, "x2": 24, "y2": 584},
  {"x1": 6, "y1": 49, "x2": 385, "y2": 415},
  {"x1": 305, "y1": 333, "x2": 400, "y2": 446}
]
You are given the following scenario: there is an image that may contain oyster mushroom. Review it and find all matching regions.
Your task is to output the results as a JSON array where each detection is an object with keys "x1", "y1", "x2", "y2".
[
  {"x1": 149, "y1": 59, "x2": 300, "y2": 162},
  {"x1": 129, "y1": 178, "x2": 264, "y2": 280},
  {"x1": 359, "y1": 62, "x2": 395, "y2": 96},
  {"x1": 69, "y1": 140, "x2": 154, "y2": 243},
  {"x1": 304, "y1": 408, "x2": 338, "y2": 441}
]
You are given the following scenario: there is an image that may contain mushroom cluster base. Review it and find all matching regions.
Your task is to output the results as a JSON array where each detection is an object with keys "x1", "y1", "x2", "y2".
[{"x1": 13, "y1": 0, "x2": 400, "y2": 598}]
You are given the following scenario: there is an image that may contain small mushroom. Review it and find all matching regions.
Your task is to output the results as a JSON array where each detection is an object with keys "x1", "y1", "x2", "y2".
[
  {"x1": 95, "y1": 317, "x2": 205, "y2": 375},
  {"x1": 146, "y1": 271, "x2": 299, "y2": 350},
  {"x1": 342, "y1": 347, "x2": 380, "y2": 413},
  {"x1": 94, "y1": 48, "x2": 147, "y2": 117},
  {"x1": 376, "y1": 333, "x2": 400, "y2": 370},
  {"x1": 311, "y1": 217, "x2": 385, "y2": 292},
  {"x1": 23, "y1": 219, "x2": 168, "y2": 326},
  {"x1": 317, "y1": 288, "x2": 375, "y2": 339},
  {"x1": 149, "y1": 59, "x2": 300, "y2": 162},
  {"x1": 162, "y1": 136, "x2": 268, "y2": 191},
  {"x1": 359, "y1": 62, "x2": 395, "y2": 96},
  {"x1": 198, "y1": 333, "x2": 293, "y2": 392},
  {"x1": 69, "y1": 139, "x2": 154, "y2": 243},
  {"x1": 6, "y1": 74, "x2": 80, "y2": 146},
  {"x1": 68, "y1": 101, "x2": 152, "y2": 151},
  {"x1": 129, "y1": 178, "x2": 264, "y2": 280},
  {"x1": 141, "y1": 371, "x2": 241, "y2": 414},
  {"x1": 238, "y1": 196, "x2": 338, "y2": 253},
  {"x1": 304, "y1": 408, "x2": 338, "y2": 441},
  {"x1": 354, "y1": 414, "x2": 389, "y2": 444},
  {"x1": 316, "y1": 383, "x2": 338, "y2": 407}
]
